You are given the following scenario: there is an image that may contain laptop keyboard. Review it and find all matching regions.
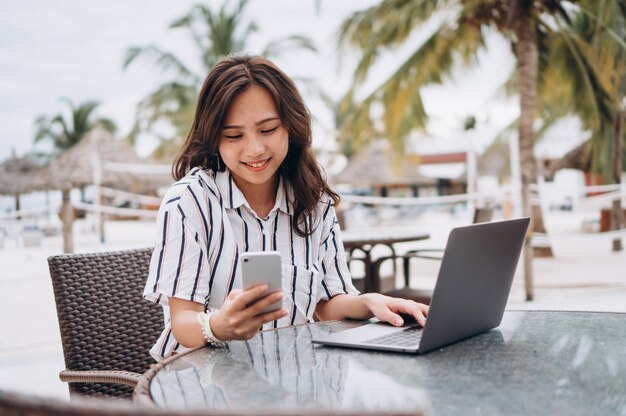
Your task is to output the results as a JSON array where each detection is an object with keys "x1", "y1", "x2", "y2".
[{"x1": 363, "y1": 326, "x2": 423, "y2": 347}]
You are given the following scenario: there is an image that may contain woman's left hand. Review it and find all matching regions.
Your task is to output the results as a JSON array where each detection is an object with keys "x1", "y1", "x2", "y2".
[{"x1": 361, "y1": 293, "x2": 429, "y2": 327}]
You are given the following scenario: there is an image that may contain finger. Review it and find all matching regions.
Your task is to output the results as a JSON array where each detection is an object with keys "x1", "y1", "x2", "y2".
[
  {"x1": 414, "y1": 311, "x2": 427, "y2": 327},
  {"x1": 254, "y1": 307, "x2": 288, "y2": 326},
  {"x1": 248, "y1": 291, "x2": 284, "y2": 316},
  {"x1": 390, "y1": 300, "x2": 428, "y2": 327},
  {"x1": 226, "y1": 289, "x2": 242, "y2": 301},
  {"x1": 377, "y1": 308, "x2": 404, "y2": 327},
  {"x1": 235, "y1": 308, "x2": 288, "y2": 340},
  {"x1": 410, "y1": 306, "x2": 428, "y2": 327},
  {"x1": 402, "y1": 302, "x2": 428, "y2": 327},
  {"x1": 231, "y1": 284, "x2": 270, "y2": 309}
]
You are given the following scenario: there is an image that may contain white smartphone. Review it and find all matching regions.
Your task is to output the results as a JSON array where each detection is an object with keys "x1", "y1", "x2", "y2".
[{"x1": 240, "y1": 251, "x2": 283, "y2": 315}]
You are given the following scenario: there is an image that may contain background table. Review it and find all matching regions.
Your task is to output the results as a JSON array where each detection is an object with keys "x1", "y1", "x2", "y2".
[
  {"x1": 136, "y1": 311, "x2": 626, "y2": 415},
  {"x1": 341, "y1": 228, "x2": 429, "y2": 293}
]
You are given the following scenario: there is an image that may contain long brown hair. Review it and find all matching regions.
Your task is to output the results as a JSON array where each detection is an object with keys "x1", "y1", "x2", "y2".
[{"x1": 173, "y1": 54, "x2": 339, "y2": 237}]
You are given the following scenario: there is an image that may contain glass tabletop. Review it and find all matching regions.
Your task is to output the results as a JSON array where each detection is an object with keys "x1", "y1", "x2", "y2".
[{"x1": 148, "y1": 311, "x2": 626, "y2": 415}]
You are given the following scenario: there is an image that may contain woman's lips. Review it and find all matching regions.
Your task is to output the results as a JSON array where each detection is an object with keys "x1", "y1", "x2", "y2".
[{"x1": 242, "y1": 158, "x2": 270, "y2": 170}]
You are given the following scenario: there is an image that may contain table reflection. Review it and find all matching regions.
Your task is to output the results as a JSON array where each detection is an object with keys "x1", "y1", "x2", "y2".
[
  {"x1": 148, "y1": 312, "x2": 626, "y2": 415},
  {"x1": 150, "y1": 320, "x2": 432, "y2": 413}
]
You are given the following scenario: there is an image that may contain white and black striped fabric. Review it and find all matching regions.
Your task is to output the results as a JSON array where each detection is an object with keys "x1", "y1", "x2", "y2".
[{"x1": 144, "y1": 167, "x2": 358, "y2": 360}]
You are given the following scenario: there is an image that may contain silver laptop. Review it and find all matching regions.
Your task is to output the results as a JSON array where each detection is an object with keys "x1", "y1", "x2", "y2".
[{"x1": 312, "y1": 217, "x2": 530, "y2": 353}]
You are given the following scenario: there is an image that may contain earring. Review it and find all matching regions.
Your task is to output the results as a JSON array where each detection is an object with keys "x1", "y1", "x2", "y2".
[{"x1": 214, "y1": 152, "x2": 223, "y2": 171}]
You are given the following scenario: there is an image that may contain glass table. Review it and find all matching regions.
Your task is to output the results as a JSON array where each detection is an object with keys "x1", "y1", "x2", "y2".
[{"x1": 135, "y1": 311, "x2": 626, "y2": 415}]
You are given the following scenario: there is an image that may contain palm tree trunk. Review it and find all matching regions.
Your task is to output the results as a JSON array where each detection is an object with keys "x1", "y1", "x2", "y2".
[
  {"x1": 611, "y1": 111, "x2": 623, "y2": 251},
  {"x1": 516, "y1": 7, "x2": 538, "y2": 301},
  {"x1": 14, "y1": 192, "x2": 21, "y2": 220}
]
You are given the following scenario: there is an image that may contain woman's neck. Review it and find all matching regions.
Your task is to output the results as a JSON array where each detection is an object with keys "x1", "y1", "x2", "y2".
[{"x1": 235, "y1": 176, "x2": 280, "y2": 219}]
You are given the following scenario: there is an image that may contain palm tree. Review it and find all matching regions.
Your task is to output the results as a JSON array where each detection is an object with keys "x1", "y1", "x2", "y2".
[
  {"x1": 123, "y1": 0, "x2": 315, "y2": 159},
  {"x1": 319, "y1": 90, "x2": 381, "y2": 159},
  {"x1": 573, "y1": 0, "x2": 626, "y2": 251},
  {"x1": 527, "y1": 1, "x2": 624, "y2": 251},
  {"x1": 33, "y1": 98, "x2": 117, "y2": 160},
  {"x1": 337, "y1": 0, "x2": 606, "y2": 300}
]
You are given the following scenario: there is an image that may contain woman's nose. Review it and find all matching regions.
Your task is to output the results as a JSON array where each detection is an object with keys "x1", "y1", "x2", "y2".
[{"x1": 246, "y1": 134, "x2": 265, "y2": 155}]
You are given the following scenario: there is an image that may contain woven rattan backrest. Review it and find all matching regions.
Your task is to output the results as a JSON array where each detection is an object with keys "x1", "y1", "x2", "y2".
[{"x1": 48, "y1": 248, "x2": 162, "y2": 398}]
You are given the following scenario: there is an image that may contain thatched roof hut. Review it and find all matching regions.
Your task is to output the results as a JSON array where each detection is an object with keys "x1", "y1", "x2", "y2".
[
  {"x1": 33, "y1": 126, "x2": 173, "y2": 253},
  {"x1": 0, "y1": 151, "x2": 43, "y2": 196},
  {"x1": 36, "y1": 126, "x2": 170, "y2": 192},
  {"x1": 332, "y1": 140, "x2": 437, "y2": 189}
]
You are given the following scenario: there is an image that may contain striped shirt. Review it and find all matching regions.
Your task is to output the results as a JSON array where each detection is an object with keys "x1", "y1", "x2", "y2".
[{"x1": 144, "y1": 167, "x2": 358, "y2": 360}]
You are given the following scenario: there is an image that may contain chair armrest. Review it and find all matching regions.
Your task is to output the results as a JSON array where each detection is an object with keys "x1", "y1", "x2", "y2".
[
  {"x1": 60, "y1": 369, "x2": 142, "y2": 387},
  {"x1": 404, "y1": 249, "x2": 444, "y2": 260}
]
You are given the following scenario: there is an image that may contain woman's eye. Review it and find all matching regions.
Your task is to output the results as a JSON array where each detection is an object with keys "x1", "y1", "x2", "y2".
[
  {"x1": 261, "y1": 126, "x2": 278, "y2": 134},
  {"x1": 224, "y1": 134, "x2": 242, "y2": 139}
]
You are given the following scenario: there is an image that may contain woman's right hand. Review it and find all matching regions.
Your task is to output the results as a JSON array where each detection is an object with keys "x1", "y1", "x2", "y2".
[{"x1": 210, "y1": 285, "x2": 288, "y2": 341}]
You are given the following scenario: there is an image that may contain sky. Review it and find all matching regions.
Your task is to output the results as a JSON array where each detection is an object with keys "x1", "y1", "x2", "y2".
[{"x1": 0, "y1": 0, "x2": 521, "y2": 164}]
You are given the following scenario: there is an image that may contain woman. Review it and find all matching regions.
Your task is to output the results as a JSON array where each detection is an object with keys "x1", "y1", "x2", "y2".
[{"x1": 144, "y1": 54, "x2": 428, "y2": 360}]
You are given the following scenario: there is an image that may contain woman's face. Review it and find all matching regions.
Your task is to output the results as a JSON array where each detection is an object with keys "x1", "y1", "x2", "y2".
[{"x1": 218, "y1": 84, "x2": 289, "y2": 195}]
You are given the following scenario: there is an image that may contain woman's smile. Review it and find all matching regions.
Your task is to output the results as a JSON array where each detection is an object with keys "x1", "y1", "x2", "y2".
[{"x1": 242, "y1": 158, "x2": 271, "y2": 170}]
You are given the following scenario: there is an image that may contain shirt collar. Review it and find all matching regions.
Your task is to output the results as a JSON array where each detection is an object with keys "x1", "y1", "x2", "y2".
[{"x1": 214, "y1": 169, "x2": 292, "y2": 216}]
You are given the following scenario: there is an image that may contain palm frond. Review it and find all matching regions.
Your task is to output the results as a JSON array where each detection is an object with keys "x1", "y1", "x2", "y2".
[
  {"x1": 126, "y1": 0, "x2": 319, "y2": 142},
  {"x1": 339, "y1": 0, "x2": 453, "y2": 78},
  {"x1": 123, "y1": 45, "x2": 196, "y2": 82},
  {"x1": 72, "y1": 101, "x2": 101, "y2": 139},
  {"x1": 556, "y1": 26, "x2": 614, "y2": 131},
  {"x1": 49, "y1": 115, "x2": 73, "y2": 147},
  {"x1": 97, "y1": 118, "x2": 118, "y2": 135},
  {"x1": 578, "y1": 1, "x2": 626, "y2": 50},
  {"x1": 134, "y1": 81, "x2": 198, "y2": 139},
  {"x1": 339, "y1": 0, "x2": 446, "y2": 50},
  {"x1": 345, "y1": 13, "x2": 485, "y2": 151},
  {"x1": 33, "y1": 116, "x2": 52, "y2": 143},
  {"x1": 261, "y1": 35, "x2": 317, "y2": 58}
]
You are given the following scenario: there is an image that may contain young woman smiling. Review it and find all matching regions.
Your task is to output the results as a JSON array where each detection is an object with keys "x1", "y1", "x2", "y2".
[{"x1": 143, "y1": 54, "x2": 428, "y2": 360}]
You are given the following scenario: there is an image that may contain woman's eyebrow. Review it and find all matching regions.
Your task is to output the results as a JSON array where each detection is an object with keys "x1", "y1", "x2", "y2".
[{"x1": 222, "y1": 117, "x2": 280, "y2": 130}]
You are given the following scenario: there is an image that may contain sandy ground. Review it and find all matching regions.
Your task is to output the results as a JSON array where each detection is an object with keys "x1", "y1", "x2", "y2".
[{"x1": 0, "y1": 209, "x2": 624, "y2": 400}]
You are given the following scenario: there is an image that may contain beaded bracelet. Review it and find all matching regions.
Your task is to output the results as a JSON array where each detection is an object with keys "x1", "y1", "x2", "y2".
[{"x1": 196, "y1": 311, "x2": 227, "y2": 347}]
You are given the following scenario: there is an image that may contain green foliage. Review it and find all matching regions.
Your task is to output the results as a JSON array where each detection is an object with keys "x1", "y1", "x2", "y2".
[
  {"x1": 538, "y1": 0, "x2": 625, "y2": 179},
  {"x1": 337, "y1": 0, "x2": 619, "y2": 165},
  {"x1": 33, "y1": 98, "x2": 117, "y2": 161},
  {"x1": 338, "y1": 1, "x2": 493, "y2": 154},
  {"x1": 123, "y1": 0, "x2": 316, "y2": 158}
]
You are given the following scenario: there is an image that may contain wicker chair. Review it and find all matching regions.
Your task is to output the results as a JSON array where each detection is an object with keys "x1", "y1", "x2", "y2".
[
  {"x1": 47, "y1": 248, "x2": 162, "y2": 399},
  {"x1": 374, "y1": 207, "x2": 494, "y2": 304}
]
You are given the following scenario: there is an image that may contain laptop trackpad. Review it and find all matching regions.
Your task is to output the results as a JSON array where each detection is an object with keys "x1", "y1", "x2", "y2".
[{"x1": 320, "y1": 321, "x2": 418, "y2": 343}]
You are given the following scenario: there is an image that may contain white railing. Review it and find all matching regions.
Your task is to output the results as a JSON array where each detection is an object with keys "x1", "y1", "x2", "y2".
[
  {"x1": 99, "y1": 187, "x2": 162, "y2": 205},
  {"x1": 72, "y1": 201, "x2": 158, "y2": 218}
]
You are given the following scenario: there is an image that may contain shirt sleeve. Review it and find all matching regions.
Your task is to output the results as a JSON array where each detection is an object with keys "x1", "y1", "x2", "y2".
[
  {"x1": 317, "y1": 203, "x2": 359, "y2": 301},
  {"x1": 143, "y1": 188, "x2": 217, "y2": 307}
]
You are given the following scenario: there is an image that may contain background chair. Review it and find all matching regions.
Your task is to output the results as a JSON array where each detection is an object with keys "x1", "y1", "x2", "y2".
[
  {"x1": 375, "y1": 207, "x2": 494, "y2": 304},
  {"x1": 48, "y1": 247, "x2": 162, "y2": 399}
]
